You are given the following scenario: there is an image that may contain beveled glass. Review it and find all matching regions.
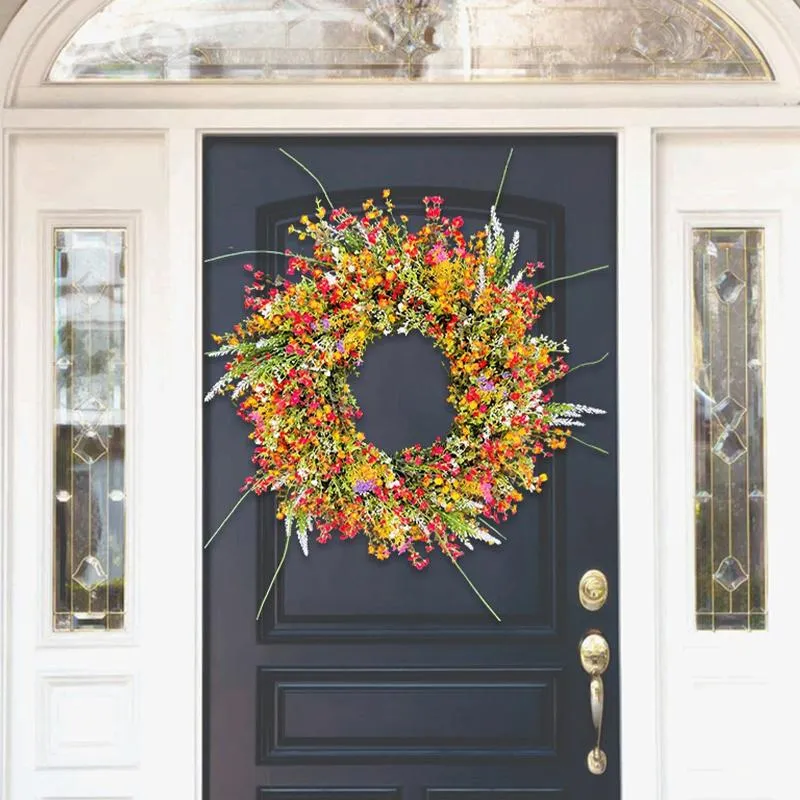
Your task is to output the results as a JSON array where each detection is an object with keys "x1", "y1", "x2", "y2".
[
  {"x1": 693, "y1": 229, "x2": 766, "y2": 632},
  {"x1": 54, "y1": 229, "x2": 126, "y2": 632},
  {"x1": 48, "y1": 0, "x2": 772, "y2": 83}
]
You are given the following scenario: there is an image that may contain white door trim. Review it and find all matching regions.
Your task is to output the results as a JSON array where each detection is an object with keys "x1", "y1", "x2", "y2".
[
  {"x1": 0, "y1": 112, "x2": 795, "y2": 800},
  {"x1": 0, "y1": 115, "x2": 661, "y2": 800}
]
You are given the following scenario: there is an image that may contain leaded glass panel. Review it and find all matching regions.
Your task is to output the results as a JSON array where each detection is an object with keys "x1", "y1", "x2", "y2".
[
  {"x1": 693, "y1": 229, "x2": 766, "y2": 632},
  {"x1": 48, "y1": 0, "x2": 772, "y2": 83},
  {"x1": 54, "y1": 229, "x2": 126, "y2": 632}
]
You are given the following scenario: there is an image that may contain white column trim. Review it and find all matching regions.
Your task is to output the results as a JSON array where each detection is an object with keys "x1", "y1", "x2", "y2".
[
  {"x1": 617, "y1": 126, "x2": 661, "y2": 800},
  {"x1": 165, "y1": 127, "x2": 202, "y2": 800},
  {"x1": 0, "y1": 119, "x2": 9, "y2": 800}
]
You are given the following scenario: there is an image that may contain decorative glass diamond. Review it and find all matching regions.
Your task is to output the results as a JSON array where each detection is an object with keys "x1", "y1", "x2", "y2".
[
  {"x1": 705, "y1": 241, "x2": 718, "y2": 258},
  {"x1": 73, "y1": 272, "x2": 109, "y2": 307},
  {"x1": 713, "y1": 555, "x2": 749, "y2": 592},
  {"x1": 55, "y1": 357, "x2": 72, "y2": 371},
  {"x1": 713, "y1": 428, "x2": 747, "y2": 464},
  {"x1": 74, "y1": 396, "x2": 106, "y2": 430},
  {"x1": 712, "y1": 396, "x2": 746, "y2": 429},
  {"x1": 72, "y1": 432, "x2": 108, "y2": 464},
  {"x1": 108, "y1": 490, "x2": 125, "y2": 502},
  {"x1": 55, "y1": 490, "x2": 72, "y2": 503},
  {"x1": 72, "y1": 555, "x2": 108, "y2": 592},
  {"x1": 749, "y1": 488, "x2": 765, "y2": 500},
  {"x1": 715, "y1": 270, "x2": 745, "y2": 304}
]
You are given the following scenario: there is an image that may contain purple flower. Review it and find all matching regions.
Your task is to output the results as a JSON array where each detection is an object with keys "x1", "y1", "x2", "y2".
[
  {"x1": 354, "y1": 479, "x2": 377, "y2": 495},
  {"x1": 322, "y1": 318, "x2": 331, "y2": 331},
  {"x1": 336, "y1": 340, "x2": 345, "y2": 353},
  {"x1": 477, "y1": 377, "x2": 495, "y2": 391}
]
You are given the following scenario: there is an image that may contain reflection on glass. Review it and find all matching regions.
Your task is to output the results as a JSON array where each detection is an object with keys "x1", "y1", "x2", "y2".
[
  {"x1": 693, "y1": 229, "x2": 766, "y2": 631},
  {"x1": 48, "y1": 0, "x2": 772, "y2": 83},
  {"x1": 54, "y1": 229, "x2": 126, "y2": 632}
]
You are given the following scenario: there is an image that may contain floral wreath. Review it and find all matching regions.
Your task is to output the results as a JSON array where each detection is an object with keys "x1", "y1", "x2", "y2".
[{"x1": 205, "y1": 150, "x2": 606, "y2": 620}]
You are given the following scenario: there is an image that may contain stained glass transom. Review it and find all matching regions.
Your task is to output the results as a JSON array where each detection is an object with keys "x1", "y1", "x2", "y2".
[
  {"x1": 54, "y1": 229, "x2": 126, "y2": 631},
  {"x1": 693, "y1": 229, "x2": 766, "y2": 632},
  {"x1": 48, "y1": 0, "x2": 772, "y2": 83}
]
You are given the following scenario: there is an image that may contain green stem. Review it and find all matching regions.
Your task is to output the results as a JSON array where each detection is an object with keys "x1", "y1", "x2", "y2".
[
  {"x1": 203, "y1": 249, "x2": 329, "y2": 268},
  {"x1": 204, "y1": 249, "x2": 276, "y2": 264},
  {"x1": 568, "y1": 352, "x2": 610, "y2": 375},
  {"x1": 536, "y1": 264, "x2": 609, "y2": 290},
  {"x1": 256, "y1": 533, "x2": 292, "y2": 620},
  {"x1": 450, "y1": 556, "x2": 502, "y2": 623},
  {"x1": 570, "y1": 435, "x2": 609, "y2": 456},
  {"x1": 204, "y1": 487, "x2": 253, "y2": 549},
  {"x1": 479, "y1": 517, "x2": 507, "y2": 541},
  {"x1": 493, "y1": 147, "x2": 514, "y2": 210},
  {"x1": 279, "y1": 147, "x2": 335, "y2": 209}
]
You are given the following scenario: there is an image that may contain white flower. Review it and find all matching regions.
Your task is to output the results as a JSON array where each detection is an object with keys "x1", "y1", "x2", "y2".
[
  {"x1": 297, "y1": 526, "x2": 309, "y2": 557},
  {"x1": 469, "y1": 528, "x2": 502, "y2": 546},
  {"x1": 507, "y1": 270, "x2": 525, "y2": 292}
]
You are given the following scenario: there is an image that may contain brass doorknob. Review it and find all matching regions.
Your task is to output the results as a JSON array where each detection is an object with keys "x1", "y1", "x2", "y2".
[{"x1": 579, "y1": 631, "x2": 610, "y2": 775}]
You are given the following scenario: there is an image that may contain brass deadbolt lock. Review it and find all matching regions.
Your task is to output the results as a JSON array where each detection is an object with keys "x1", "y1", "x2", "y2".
[{"x1": 579, "y1": 569, "x2": 609, "y2": 611}]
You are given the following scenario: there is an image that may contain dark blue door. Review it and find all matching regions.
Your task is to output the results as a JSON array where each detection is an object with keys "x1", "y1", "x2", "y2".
[{"x1": 204, "y1": 136, "x2": 618, "y2": 800}]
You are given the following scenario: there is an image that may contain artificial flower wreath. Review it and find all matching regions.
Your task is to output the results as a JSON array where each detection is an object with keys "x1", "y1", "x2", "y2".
[{"x1": 206, "y1": 155, "x2": 605, "y2": 619}]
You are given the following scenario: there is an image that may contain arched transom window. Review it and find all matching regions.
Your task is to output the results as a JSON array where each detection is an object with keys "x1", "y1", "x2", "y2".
[{"x1": 48, "y1": 0, "x2": 772, "y2": 83}]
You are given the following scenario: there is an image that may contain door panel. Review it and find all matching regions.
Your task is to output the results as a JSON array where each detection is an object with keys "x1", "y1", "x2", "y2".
[{"x1": 203, "y1": 136, "x2": 618, "y2": 800}]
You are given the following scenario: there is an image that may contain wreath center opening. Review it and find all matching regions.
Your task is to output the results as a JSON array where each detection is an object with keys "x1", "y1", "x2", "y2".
[{"x1": 348, "y1": 331, "x2": 455, "y2": 455}]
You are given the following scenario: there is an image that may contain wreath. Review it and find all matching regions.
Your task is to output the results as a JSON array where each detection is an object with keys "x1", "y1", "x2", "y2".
[{"x1": 205, "y1": 151, "x2": 606, "y2": 620}]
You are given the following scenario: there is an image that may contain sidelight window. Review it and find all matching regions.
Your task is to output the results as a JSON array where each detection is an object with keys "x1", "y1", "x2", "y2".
[
  {"x1": 53, "y1": 229, "x2": 127, "y2": 632},
  {"x1": 692, "y1": 228, "x2": 767, "y2": 631}
]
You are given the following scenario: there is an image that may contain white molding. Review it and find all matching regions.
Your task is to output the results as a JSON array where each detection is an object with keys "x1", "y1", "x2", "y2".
[
  {"x1": 10, "y1": 106, "x2": 800, "y2": 130},
  {"x1": 3, "y1": 0, "x2": 800, "y2": 109},
  {"x1": 0, "y1": 100, "x2": 9, "y2": 800},
  {"x1": 162, "y1": 126, "x2": 202, "y2": 800},
  {"x1": 36, "y1": 210, "x2": 141, "y2": 649},
  {"x1": 617, "y1": 126, "x2": 661, "y2": 800},
  {"x1": 35, "y1": 673, "x2": 138, "y2": 769}
]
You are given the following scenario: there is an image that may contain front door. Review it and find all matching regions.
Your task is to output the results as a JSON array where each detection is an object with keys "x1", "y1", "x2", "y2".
[{"x1": 203, "y1": 135, "x2": 618, "y2": 800}]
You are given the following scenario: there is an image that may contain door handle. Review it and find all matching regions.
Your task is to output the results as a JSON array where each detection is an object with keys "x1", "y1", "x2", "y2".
[{"x1": 579, "y1": 631, "x2": 610, "y2": 775}]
